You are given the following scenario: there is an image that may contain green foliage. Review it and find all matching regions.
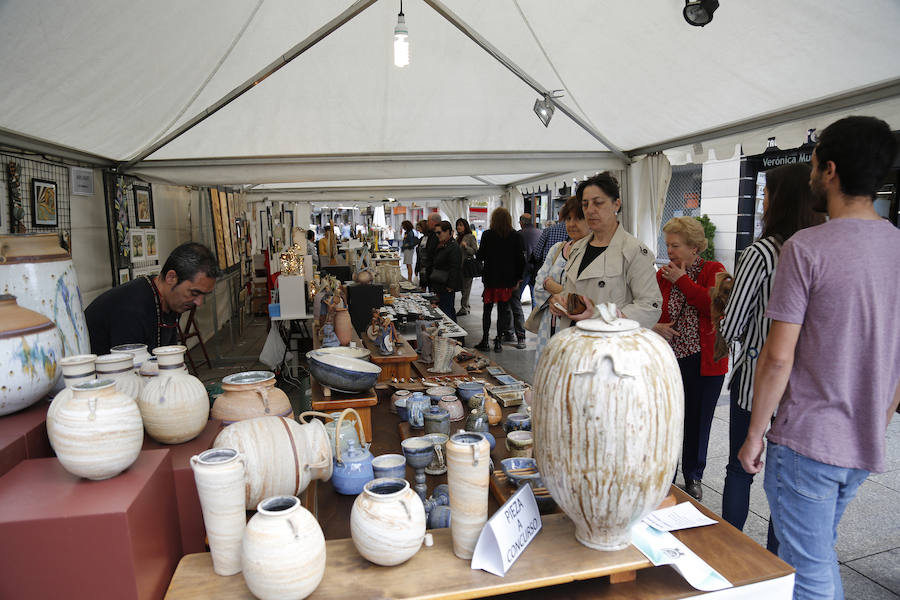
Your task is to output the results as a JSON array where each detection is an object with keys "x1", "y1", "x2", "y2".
[{"x1": 695, "y1": 214, "x2": 716, "y2": 261}]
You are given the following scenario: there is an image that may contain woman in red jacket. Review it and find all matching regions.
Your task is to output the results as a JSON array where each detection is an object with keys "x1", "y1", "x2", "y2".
[{"x1": 653, "y1": 216, "x2": 728, "y2": 501}]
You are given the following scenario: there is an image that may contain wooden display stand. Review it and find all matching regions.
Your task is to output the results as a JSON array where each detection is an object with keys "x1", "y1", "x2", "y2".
[
  {"x1": 362, "y1": 335, "x2": 418, "y2": 382},
  {"x1": 0, "y1": 450, "x2": 182, "y2": 600},
  {"x1": 142, "y1": 419, "x2": 225, "y2": 554},
  {"x1": 0, "y1": 400, "x2": 53, "y2": 478},
  {"x1": 310, "y1": 380, "x2": 377, "y2": 442}
]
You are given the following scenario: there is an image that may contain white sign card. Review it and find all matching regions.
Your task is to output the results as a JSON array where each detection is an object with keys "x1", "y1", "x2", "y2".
[
  {"x1": 70, "y1": 166, "x2": 94, "y2": 196},
  {"x1": 470, "y1": 483, "x2": 542, "y2": 577}
]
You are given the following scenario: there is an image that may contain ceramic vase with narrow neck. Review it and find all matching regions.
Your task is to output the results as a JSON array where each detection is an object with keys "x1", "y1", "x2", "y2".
[
  {"x1": 446, "y1": 431, "x2": 490, "y2": 559},
  {"x1": 211, "y1": 371, "x2": 293, "y2": 424},
  {"x1": 533, "y1": 304, "x2": 683, "y2": 550},
  {"x1": 47, "y1": 379, "x2": 144, "y2": 480},
  {"x1": 190, "y1": 448, "x2": 247, "y2": 576},
  {"x1": 351, "y1": 478, "x2": 426, "y2": 566},
  {"x1": 111, "y1": 343, "x2": 150, "y2": 373},
  {"x1": 95, "y1": 353, "x2": 143, "y2": 402},
  {"x1": 46, "y1": 353, "x2": 97, "y2": 432},
  {"x1": 0, "y1": 295, "x2": 63, "y2": 416},
  {"x1": 242, "y1": 496, "x2": 326, "y2": 600},
  {"x1": 333, "y1": 308, "x2": 353, "y2": 346},
  {"x1": 138, "y1": 345, "x2": 210, "y2": 444}
]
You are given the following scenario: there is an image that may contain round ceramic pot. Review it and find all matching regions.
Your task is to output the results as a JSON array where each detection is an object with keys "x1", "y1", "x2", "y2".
[
  {"x1": 503, "y1": 412, "x2": 531, "y2": 434},
  {"x1": 438, "y1": 395, "x2": 465, "y2": 422},
  {"x1": 95, "y1": 353, "x2": 143, "y2": 402},
  {"x1": 423, "y1": 406, "x2": 450, "y2": 436},
  {"x1": 390, "y1": 389, "x2": 411, "y2": 414},
  {"x1": 190, "y1": 448, "x2": 246, "y2": 576},
  {"x1": 211, "y1": 371, "x2": 293, "y2": 424},
  {"x1": 214, "y1": 416, "x2": 333, "y2": 507},
  {"x1": 446, "y1": 431, "x2": 490, "y2": 559},
  {"x1": 110, "y1": 343, "x2": 150, "y2": 373},
  {"x1": 533, "y1": 304, "x2": 683, "y2": 550},
  {"x1": 406, "y1": 393, "x2": 430, "y2": 429},
  {"x1": 467, "y1": 392, "x2": 485, "y2": 411},
  {"x1": 333, "y1": 308, "x2": 353, "y2": 346},
  {"x1": 0, "y1": 234, "x2": 90, "y2": 377},
  {"x1": 47, "y1": 379, "x2": 144, "y2": 480},
  {"x1": 47, "y1": 353, "x2": 97, "y2": 435},
  {"x1": 242, "y1": 496, "x2": 326, "y2": 600},
  {"x1": 351, "y1": 478, "x2": 426, "y2": 566},
  {"x1": 506, "y1": 430, "x2": 534, "y2": 458},
  {"x1": 0, "y1": 295, "x2": 63, "y2": 416},
  {"x1": 455, "y1": 381, "x2": 484, "y2": 403},
  {"x1": 426, "y1": 385, "x2": 455, "y2": 403},
  {"x1": 138, "y1": 345, "x2": 209, "y2": 444},
  {"x1": 372, "y1": 454, "x2": 406, "y2": 479}
]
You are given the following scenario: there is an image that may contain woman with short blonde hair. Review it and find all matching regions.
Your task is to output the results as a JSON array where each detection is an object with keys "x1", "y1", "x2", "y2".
[{"x1": 662, "y1": 217, "x2": 708, "y2": 253}]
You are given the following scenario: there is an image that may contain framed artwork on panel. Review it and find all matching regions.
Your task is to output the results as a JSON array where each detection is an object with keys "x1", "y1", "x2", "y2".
[
  {"x1": 219, "y1": 189, "x2": 234, "y2": 267},
  {"x1": 31, "y1": 178, "x2": 58, "y2": 227},
  {"x1": 118, "y1": 267, "x2": 131, "y2": 285},
  {"x1": 210, "y1": 188, "x2": 226, "y2": 270},
  {"x1": 131, "y1": 230, "x2": 145, "y2": 260},
  {"x1": 133, "y1": 184, "x2": 155, "y2": 227},
  {"x1": 144, "y1": 229, "x2": 158, "y2": 261}
]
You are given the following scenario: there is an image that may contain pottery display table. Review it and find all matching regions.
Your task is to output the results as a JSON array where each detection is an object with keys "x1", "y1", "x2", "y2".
[
  {"x1": 362, "y1": 334, "x2": 418, "y2": 382},
  {"x1": 142, "y1": 419, "x2": 225, "y2": 554},
  {"x1": 0, "y1": 400, "x2": 53, "y2": 477},
  {"x1": 310, "y1": 379, "x2": 377, "y2": 442},
  {"x1": 0, "y1": 449, "x2": 182, "y2": 600}
]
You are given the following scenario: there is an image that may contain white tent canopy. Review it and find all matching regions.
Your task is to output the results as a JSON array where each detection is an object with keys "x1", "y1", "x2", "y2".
[{"x1": 1, "y1": 0, "x2": 899, "y2": 198}]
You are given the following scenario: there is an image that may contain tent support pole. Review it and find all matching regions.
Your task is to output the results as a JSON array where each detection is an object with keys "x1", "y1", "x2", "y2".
[
  {"x1": 423, "y1": 0, "x2": 629, "y2": 163},
  {"x1": 120, "y1": 0, "x2": 379, "y2": 169}
]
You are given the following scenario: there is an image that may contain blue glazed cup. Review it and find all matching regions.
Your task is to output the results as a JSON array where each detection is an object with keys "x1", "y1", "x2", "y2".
[
  {"x1": 372, "y1": 453, "x2": 407, "y2": 479},
  {"x1": 503, "y1": 412, "x2": 531, "y2": 433},
  {"x1": 395, "y1": 397, "x2": 409, "y2": 421}
]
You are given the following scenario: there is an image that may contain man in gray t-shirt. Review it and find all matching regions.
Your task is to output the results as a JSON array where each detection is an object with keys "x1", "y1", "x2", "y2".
[{"x1": 738, "y1": 116, "x2": 900, "y2": 600}]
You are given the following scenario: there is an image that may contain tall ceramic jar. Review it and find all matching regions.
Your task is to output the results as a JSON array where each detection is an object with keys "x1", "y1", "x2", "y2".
[
  {"x1": 446, "y1": 431, "x2": 491, "y2": 559},
  {"x1": 47, "y1": 353, "x2": 97, "y2": 435},
  {"x1": 47, "y1": 379, "x2": 144, "y2": 480},
  {"x1": 213, "y1": 416, "x2": 333, "y2": 507},
  {"x1": 95, "y1": 353, "x2": 143, "y2": 402},
  {"x1": 333, "y1": 306, "x2": 353, "y2": 346},
  {"x1": 190, "y1": 448, "x2": 247, "y2": 576},
  {"x1": 351, "y1": 478, "x2": 426, "y2": 566},
  {"x1": 211, "y1": 371, "x2": 293, "y2": 424},
  {"x1": 0, "y1": 295, "x2": 63, "y2": 416},
  {"x1": 111, "y1": 343, "x2": 150, "y2": 374},
  {"x1": 138, "y1": 345, "x2": 209, "y2": 444},
  {"x1": 242, "y1": 496, "x2": 326, "y2": 600},
  {"x1": 0, "y1": 234, "x2": 91, "y2": 381},
  {"x1": 533, "y1": 304, "x2": 683, "y2": 550}
]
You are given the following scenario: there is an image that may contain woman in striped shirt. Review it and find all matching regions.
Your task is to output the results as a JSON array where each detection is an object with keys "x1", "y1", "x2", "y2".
[{"x1": 719, "y1": 162, "x2": 824, "y2": 543}]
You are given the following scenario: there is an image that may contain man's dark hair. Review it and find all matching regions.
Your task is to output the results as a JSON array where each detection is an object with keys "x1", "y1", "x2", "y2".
[
  {"x1": 761, "y1": 163, "x2": 825, "y2": 243},
  {"x1": 306, "y1": 229, "x2": 315, "y2": 241},
  {"x1": 161, "y1": 242, "x2": 221, "y2": 285},
  {"x1": 814, "y1": 116, "x2": 897, "y2": 198},
  {"x1": 576, "y1": 172, "x2": 620, "y2": 202},
  {"x1": 437, "y1": 220, "x2": 454, "y2": 234}
]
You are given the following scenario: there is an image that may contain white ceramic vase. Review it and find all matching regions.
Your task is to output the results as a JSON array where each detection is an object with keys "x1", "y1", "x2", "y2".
[
  {"x1": 0, "y1": 295, "x2": 63, "y2": 416},
  {"x1": 111, "y1": 343, "x2": 150, "y2": 373},
  {"x1": 446, "y1": 431, "x2": 491, "y2": 559},
  {"x1": 190, "y1": 447, "x2": 247, "y2": 576},
  {"x1": 242, "y1": 495, "x2": 326, "y2": 600},
  {"x1": 351, "y1": 478, "x2": 426, "y2": 566},
  {"x1": 213, "y1": 416, "x2": 332, "y2": 507},
  {"x1": 533, "y1": 303, "x2": 684, "y2": 550},
  {"x1": 138, "y1": 345, "x2": 209, "y2": 444},
  {"x1": 95, "y1": 353, "x2": 143, "y2": 402},
  {"x1": 47, "y1": 353, "x2": 97, "y2": 436},
  {"x1": 0, "y1": 234, "x2": 91, "y2": 380},
  {"x1": 47, "y1": 379, "x2": 144, "y2": 480}
]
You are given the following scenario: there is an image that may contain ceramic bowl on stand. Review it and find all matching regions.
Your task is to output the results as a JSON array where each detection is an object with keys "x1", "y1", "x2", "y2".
[{"x1": 305, "y1": 351, "x2": 381, "y2": 393}]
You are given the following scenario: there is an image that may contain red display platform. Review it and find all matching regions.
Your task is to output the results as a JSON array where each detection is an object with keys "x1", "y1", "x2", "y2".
[
  {"x1": 0, "y1": 449, "x2": 181, "y2": 600},
  {"x1": 142, "y1": 418, "x2": 225, "y2": 554},
  {"x1": 0, "y1": 400, "x2": 53, "y2": 478}
]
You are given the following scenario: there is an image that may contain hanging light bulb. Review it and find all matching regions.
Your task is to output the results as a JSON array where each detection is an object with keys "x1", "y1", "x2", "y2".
[{"x1": 394, "y1": 1, "x2": 409, "y2": 68}]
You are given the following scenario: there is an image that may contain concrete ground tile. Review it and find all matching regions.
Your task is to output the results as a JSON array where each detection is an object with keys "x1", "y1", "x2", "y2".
[
  {"x1": 839, "y1": 565, "x2": 900, "y2": 600},
  {"x1": 846, "y1": 549, "x2": 900, "y2": 595},
  {"x1": 869, "y1": 469, "x2": 900, "y2": 493},
  {"x1": 835, "y1": 479, "x2": 900, "y2": 562}
]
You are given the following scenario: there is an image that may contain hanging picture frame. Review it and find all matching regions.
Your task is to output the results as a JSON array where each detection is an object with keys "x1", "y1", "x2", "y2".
[
  {"x1": 131, "y1": 230, "x2": 145, "y2": 260},
  {"x1": 118, "y1": 267, "x2": 131, "y2": 285},
  {"x1": 144, "y1": 229, "x2": 158, "y2": 261},
  {"x1": 31, "y1": 178, "x2": 58, "y2": 227},
  {"x1": 133, "y1": 184, "x2": 155, "y2": 227}
]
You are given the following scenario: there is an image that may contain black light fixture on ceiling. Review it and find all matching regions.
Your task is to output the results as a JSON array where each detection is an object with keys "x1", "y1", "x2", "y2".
[{"x1": 683, "y1": 0, "x2": 719, "y2": 27}]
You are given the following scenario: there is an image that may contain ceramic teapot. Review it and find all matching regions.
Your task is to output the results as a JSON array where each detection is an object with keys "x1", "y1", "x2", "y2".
[
  {"x1": 299, "y1": 410, "x2": 361, "y2": 455},
  {"x1": 329, "y1": 408, "x2": 374, "y2": 495}
]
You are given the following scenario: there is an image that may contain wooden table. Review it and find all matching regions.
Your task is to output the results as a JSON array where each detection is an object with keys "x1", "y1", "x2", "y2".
[
  {"x1": 310, "y1": 380, "x2": 377, "y2": 442},
  {"x1": 361, "y1": 335, "x2": 418, "y2": 382}
]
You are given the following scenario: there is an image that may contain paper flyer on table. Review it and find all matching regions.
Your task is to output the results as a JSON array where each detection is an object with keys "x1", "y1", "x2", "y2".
[
  {"x1": 631, "y1": 521, "x2": 732, "y2": 592},
  {"x1": 642, "y1": 501, "x2": 718, "y2": 532}
]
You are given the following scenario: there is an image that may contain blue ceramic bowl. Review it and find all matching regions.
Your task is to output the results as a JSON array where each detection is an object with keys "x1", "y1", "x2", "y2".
[
  {"x1": 372, "y1": 453, "x2": 407, "y2": 479},
  {"x1": 503, "y1": 412, "x2": 531, "y2": 433},
  {"x1": 500, "y1": 457, "x2": 540, "y2": 487},
  {"x1": 305, "y1": 351, "x2": 381, "y2": 393},
  {"x1": 455, "y1": 381, "x2": 484, "y2": 402}
]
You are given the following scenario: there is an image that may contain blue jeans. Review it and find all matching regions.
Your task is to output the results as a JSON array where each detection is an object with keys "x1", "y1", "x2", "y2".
[
  {"x1": 764, "y1": 442, "x2": 868, "y2": 600},
  {"x1": 437, "y1": 290, "x2": 457, "y2": 322}
]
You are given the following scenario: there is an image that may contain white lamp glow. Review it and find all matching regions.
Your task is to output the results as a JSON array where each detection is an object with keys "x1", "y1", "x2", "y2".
[{"x1": 394, "y1": 12, "x2": 409, "y2": 68}]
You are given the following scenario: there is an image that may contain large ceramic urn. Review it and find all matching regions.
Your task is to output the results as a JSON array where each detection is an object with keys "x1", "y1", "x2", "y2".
[
  {"x1": 211, "y1": 371, "x2": 293, "y2": 424},
  {"x1": 0, "y1": 234, "x2": 91, "y2": 372},
  {"x1": 213, "y1": 416, "x2": 333, "y2": 507},
  {"x1": 47, "y1": 379, "x2": 144, "y2": 480},
  {"x1": 138, "y1": 345, "x2": 209, "y2": 444},
  {"x1": 242, "y1": 495, "x2": 326, "y2": 600},
  {"x1": 533, "y1": 303, "x2": 683, "y2": 550},
  {"x1": 0, "y1": 295, "x2": 63, "y2": 416}
]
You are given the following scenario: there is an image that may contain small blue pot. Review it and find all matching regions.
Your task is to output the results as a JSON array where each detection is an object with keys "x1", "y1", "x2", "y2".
[
  {"x1": 395, "y1": 397, "x2": 409, "y2": 422},
  {"x1": 503, "y1": 412, "x2": 531, "y2": 433},
  {"x1": 455, "y1": 381, "x2": 484, "y2": 403},
  {"x1": 372, "y1": 453, "x2": 407, "y2": 479}
]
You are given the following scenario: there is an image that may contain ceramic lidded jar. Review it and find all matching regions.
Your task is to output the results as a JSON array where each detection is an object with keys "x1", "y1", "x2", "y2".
[
  {"x1": 190, "y1": 448, "x2": 246, "y2": 576},
  {"x1": 111, "y1": 343, "x2": 150, "y2": 373},
  {"x1": 423, "y1": 405, "x2": 450, "y2": 436},
  {"x1": 95, "y1": 353, "x2": 143, "y2": 402},
  {"x1": 0, "y1": 295, "x2": 63, "y2": 416},
  {"x1": 138, "y1": 345, "x2": 210, "y2": 444},
  {"x1": 47, "y1": 379, "x2": 144, "y2": 480},
  {"x1": 351, "y1": 478, "x2": 426, "y2": 566},
  {"x1": 446, "y1": 431, "x2": 491, "y2": 559},
  {"x1": 242, "y1": 496, "x2": 326, "y2": 600},
  {"x1": 212, "y1": 371, "x2": 293, "y2": 424},
  {"x1": 533, "y1": 303, "x2": 684, "y2": 550}
]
